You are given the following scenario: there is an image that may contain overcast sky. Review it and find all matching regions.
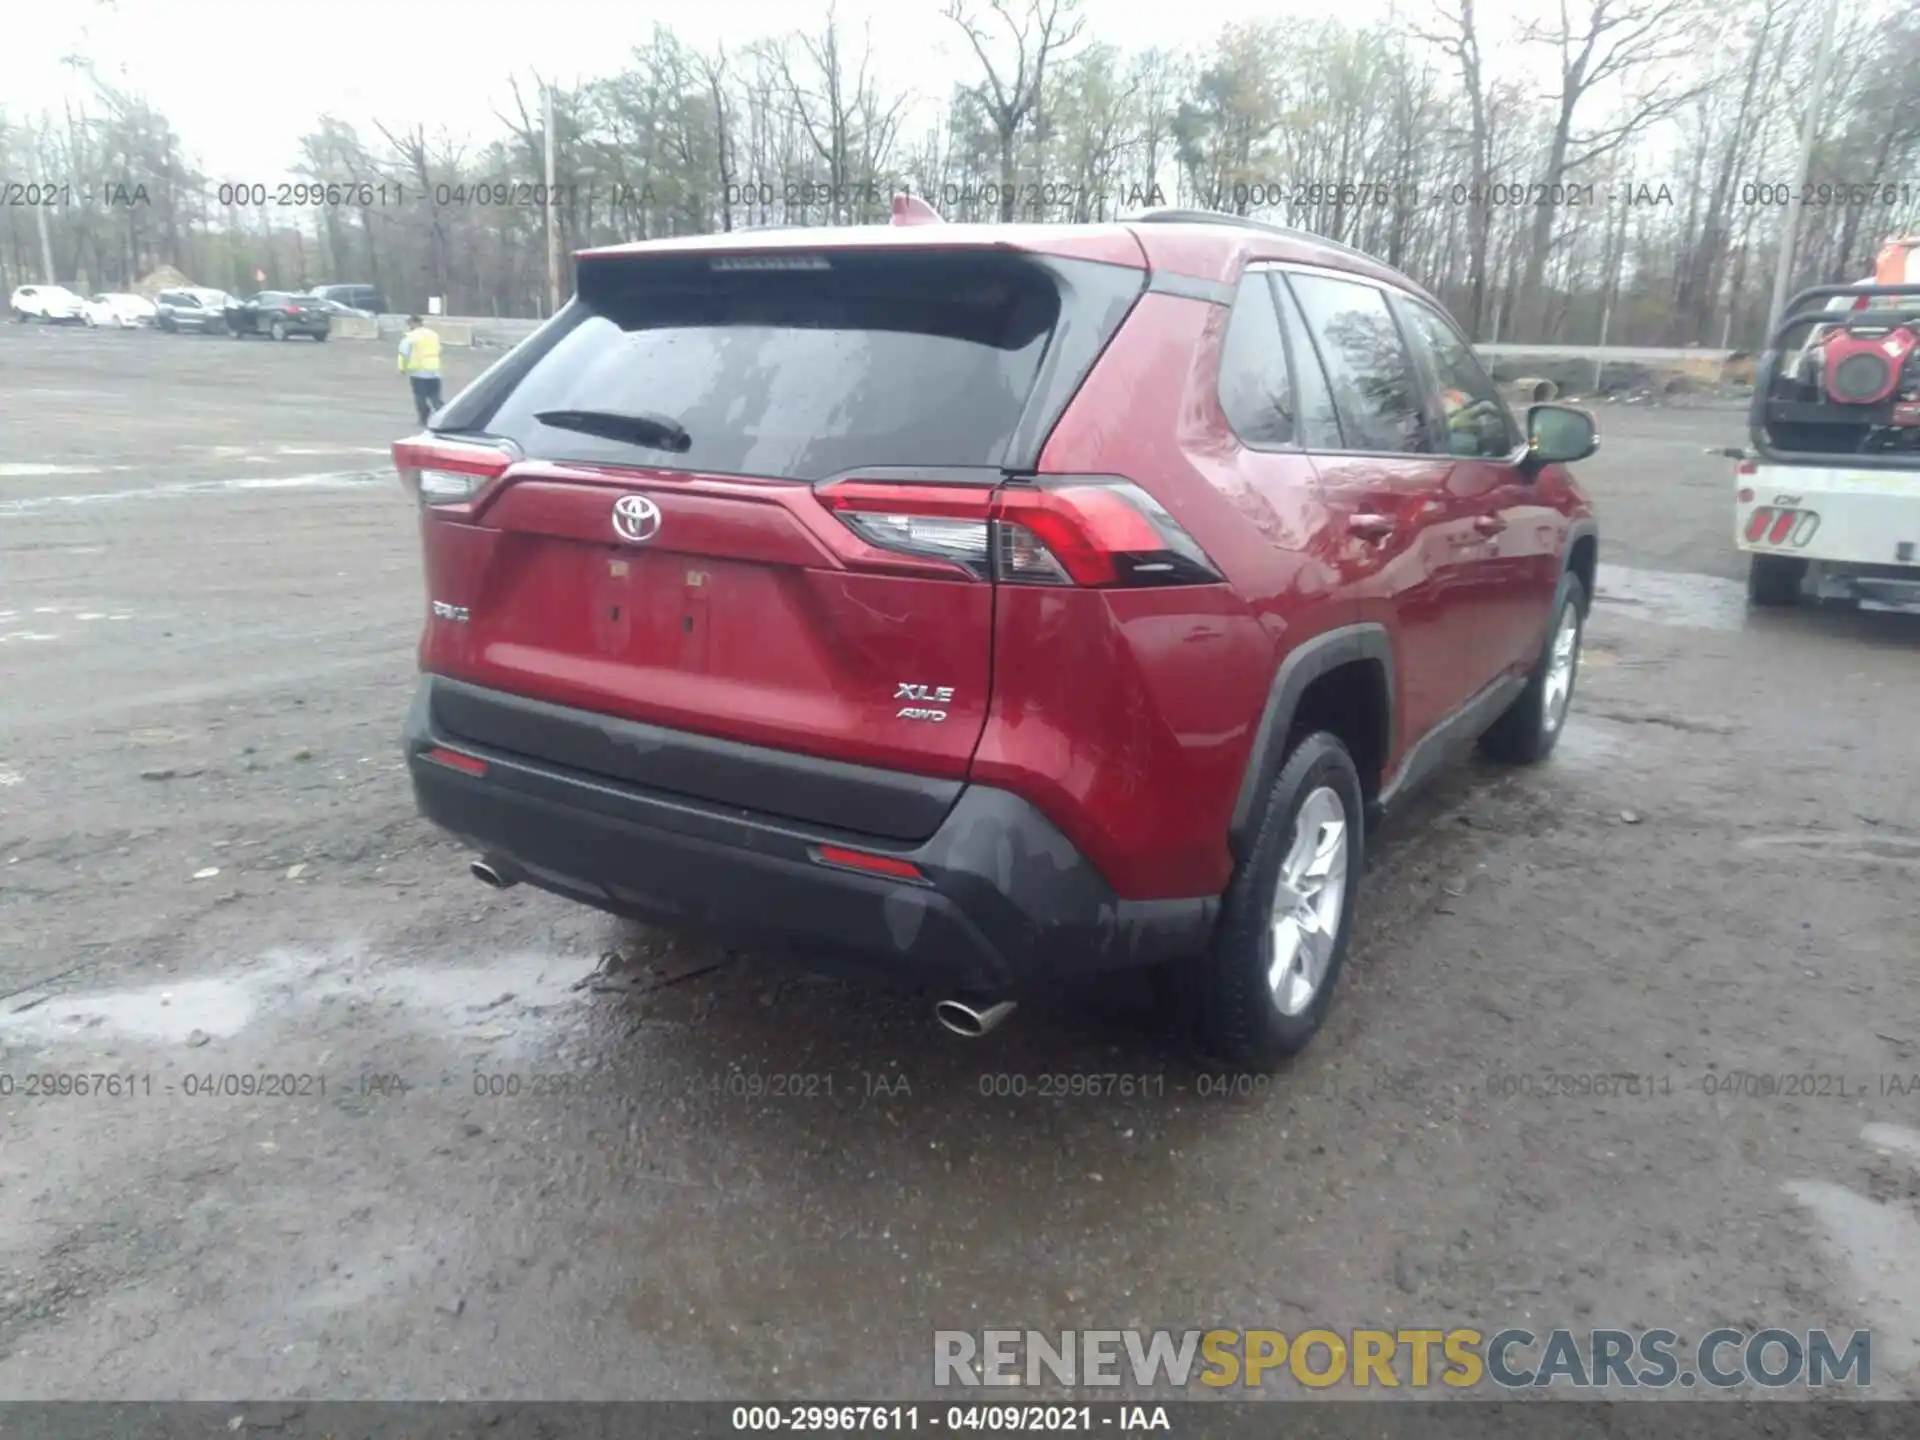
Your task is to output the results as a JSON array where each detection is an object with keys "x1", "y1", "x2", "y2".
[{"x1": 11, "y1": 0, "x2": 1408, "y2": 183}]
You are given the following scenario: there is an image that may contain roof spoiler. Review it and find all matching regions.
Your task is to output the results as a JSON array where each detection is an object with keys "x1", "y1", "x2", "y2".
[{"x1": 891, "y1": 193, "x2": 944, "y2": 226}]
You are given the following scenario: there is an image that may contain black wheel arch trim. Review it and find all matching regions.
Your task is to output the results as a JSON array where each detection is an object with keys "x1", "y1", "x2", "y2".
[
  {"x1": 1562, "y1": 518, "x2": 1599, "y2": 599},
  {"x1": 1227, "y1": 622, "x2": 1395, "y2": 859}
]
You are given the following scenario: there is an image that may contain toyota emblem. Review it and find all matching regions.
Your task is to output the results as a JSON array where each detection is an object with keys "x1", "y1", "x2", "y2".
[{"x1": 611, "y1": 493, "x2": 662, "y2": 544}]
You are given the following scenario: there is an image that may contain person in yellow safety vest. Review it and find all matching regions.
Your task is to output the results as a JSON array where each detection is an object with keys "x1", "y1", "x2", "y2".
[
  {"x1": 1439, "y1": 386, "x2": 1475, "y2": 447},
  {"x1": 398, "y1": 315, "x2": 443, "y2": 425}
]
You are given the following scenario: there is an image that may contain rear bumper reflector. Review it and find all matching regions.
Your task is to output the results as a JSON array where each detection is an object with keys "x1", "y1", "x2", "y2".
[
  {"x1": 811, "y1": 844, "x2": 929, "y2": 884},
  {"x1": 423, "y1": 746, "x2": 488, "y2": 776}
]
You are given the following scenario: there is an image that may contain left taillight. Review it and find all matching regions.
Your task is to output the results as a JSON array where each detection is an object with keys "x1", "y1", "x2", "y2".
[
  {"x1": 814, "y1": 476, "x2": 1221, "y2": 588},
  {"x1": 392, "y1": 435, "x2": 517, "y2": 509}
]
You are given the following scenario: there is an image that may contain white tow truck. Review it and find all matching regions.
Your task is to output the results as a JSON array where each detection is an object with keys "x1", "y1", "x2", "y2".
[{"x1": 1734, "y1": 236, "x2": 1920, "y2": 611}]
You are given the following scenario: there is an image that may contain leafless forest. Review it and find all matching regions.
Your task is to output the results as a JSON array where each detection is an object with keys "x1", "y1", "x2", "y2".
[{"x1": 4, "y1": 0, "x2": 1918, "y2": 344}]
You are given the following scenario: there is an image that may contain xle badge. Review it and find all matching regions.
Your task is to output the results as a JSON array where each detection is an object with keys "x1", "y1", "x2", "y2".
[{"x1": 895, "y1": 682, "x2": 953, "y2": 722}]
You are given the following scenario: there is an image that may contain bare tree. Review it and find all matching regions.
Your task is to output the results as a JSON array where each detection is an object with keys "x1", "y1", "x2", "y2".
[
  {"x1": 1515, "y1": 0, "x2": 1709, "y2": 338},
  {"x1": 1421, "y1": 0, "x2": 1497, "y2": 335},
  {"x1": 944, "y1": 0, "x2": 1086, "y2": 220}
]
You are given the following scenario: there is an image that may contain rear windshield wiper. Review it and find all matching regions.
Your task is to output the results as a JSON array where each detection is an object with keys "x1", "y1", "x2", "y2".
[{"x1": 535, "y1": 408, "x2": 692, "y2": 453}]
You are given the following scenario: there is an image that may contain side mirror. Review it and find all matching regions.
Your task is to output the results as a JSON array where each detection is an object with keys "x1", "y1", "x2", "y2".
[{"x1": 1524, "y1": 403, "x2": 1599, "y2": 468}]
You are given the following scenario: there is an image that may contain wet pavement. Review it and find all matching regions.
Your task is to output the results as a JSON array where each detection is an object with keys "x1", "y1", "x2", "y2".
[{"x1": 2, "y1": 326, "x2": 1918, "y2": 1400}]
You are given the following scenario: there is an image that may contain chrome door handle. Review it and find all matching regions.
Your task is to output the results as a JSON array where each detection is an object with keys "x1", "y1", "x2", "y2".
[{"x1": 1348, "y1": 513, "x2": 1395, "y2": 540}]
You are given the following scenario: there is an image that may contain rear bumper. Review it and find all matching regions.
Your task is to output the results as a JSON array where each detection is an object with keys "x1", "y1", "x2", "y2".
[
  {"x1": 1735, "y1": 471, "x2": 1920, "y2": 569},
  {"x1": 403, "y1": 676, "x2": 1217, "y2": 994}
]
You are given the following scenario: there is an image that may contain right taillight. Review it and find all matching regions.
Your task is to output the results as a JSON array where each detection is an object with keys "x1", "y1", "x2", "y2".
[{"x1": 815, "y1": 476, "x2": 1221, "y2": 588}]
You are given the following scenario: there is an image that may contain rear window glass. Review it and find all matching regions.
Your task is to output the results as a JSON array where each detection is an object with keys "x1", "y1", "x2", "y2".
[{"x1": 470, "y1": 251, "x2": 1064, "y2": 482}]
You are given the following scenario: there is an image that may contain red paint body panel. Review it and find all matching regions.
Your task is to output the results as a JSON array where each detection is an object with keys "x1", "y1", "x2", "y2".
[
  {"x1": 1012, "y1": 290, "x2": 1344, "y2": 895},
  {"x1": 969, "y1": 584, "x2": 1272, "y2": 897},
  {"x1": 417, "y1": 465, "x2": 997, "y2": 778}
]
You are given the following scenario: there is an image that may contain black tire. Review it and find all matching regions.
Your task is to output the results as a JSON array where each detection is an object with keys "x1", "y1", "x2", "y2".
[
  {"x1": 1189, "y1": 731, "x2": 1365, "y2": 1070},
  {"x1": 158, "y1": 316, "x2": 175, "y2": 332},
  {"x1": 313, "y1": 330, "x2": 328, "y2": 342},
  {"x1": 269, "y1": 319, "x2": 288, "y2": 342},
  {"x1": 1479, "y1": 570, "x2": 1587, "y2": 765},
  {"x1": 1747, "y1": 553, "x2": 1805, "y2": 607}
]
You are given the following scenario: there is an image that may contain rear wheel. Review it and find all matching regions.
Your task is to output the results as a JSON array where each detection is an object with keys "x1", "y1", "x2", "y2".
[
  {"x1": 1189, "y1": 731, "x2": 1363, "y2": 1070},
  {"x1": 313, "y1": 330, "x2": 328, "y2": 342},
  {"x1": 269, "y1": 319, "x2": 288, "y2": 341},
  {"x1": 1747, "y1": 553, "x2": 1806, "y2": 607}
]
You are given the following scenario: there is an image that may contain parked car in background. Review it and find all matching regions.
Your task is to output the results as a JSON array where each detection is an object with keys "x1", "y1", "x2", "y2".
[
  {"x1": 81, "y1": 293, "x2": 158, "y2": 329},
  {"x1": 303, "y1": 294, "x2": 374, "y2": 318},
  {"x1": 154, "y1": 287, "x2": 234, "y2": 332},
  {"x1": 10, "y1": 284, "x2": 86, "y2": 322},
  {"x1": 398, "y1": 206, "x2": 1600, "y2": 1068},
  {"x1": 310, "y1": 283, "x2": 386, "y2": 314},
  {"x1": 224, "y1": 291, "x2": 331, "y2": 341}
]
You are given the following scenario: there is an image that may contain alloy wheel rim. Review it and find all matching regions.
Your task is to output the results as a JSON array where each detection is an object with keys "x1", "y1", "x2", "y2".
[
  {"x1": 1542, "y1": 604, "x2": 1580, "y2": 734},
  {"x1": 1267, "y1": 785, "x2": 1349, "y2": 1017}
]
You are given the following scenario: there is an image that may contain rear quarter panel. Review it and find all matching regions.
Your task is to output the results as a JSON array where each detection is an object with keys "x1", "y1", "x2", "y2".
[{"x1": 973, "y1": 290, "x2": 1349, "y2": 900}]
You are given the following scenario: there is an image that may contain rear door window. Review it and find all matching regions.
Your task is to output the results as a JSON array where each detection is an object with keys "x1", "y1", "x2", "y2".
[
  {"x1": 460, "y1": 250, "x2": 1076, "y2": 482},
  {"x1": 1284, "y1": 273, "x2": 1431, "y2": 455}
]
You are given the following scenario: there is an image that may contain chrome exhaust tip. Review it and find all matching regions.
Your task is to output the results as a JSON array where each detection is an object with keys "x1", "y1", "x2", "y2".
[
  {"x1": 469, "y1": 858, "x2": 518, "y2": 890},
  {"x1": 933, "y1": 997, "x2": 1016, "y2": 1038}
]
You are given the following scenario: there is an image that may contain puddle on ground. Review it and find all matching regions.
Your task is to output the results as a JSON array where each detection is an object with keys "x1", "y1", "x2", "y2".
[
  {"x1": 1785, "y1": 1123, "x2": 1920, "y2": 1391},
  {"x1": 1594, "y1": 564, "x2": 1749, "y2": 633},
  {"x1": 0, "y1": 947, "x2": 590, "y2": 1052}
]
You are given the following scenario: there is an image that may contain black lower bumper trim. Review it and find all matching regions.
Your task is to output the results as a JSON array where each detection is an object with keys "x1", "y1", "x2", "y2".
[{"x1": 405, "y1": 676, "x2": 1217, "y2": 994}]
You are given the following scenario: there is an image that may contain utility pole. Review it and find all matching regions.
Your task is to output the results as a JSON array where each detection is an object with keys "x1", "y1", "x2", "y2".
[
  {"x1": 544, "y1": 83, "x2": 561, "y2": 318},
  {"x1": 1594, "y1": 198, "x2": 1632, "y2": 395},
  {"x1": 35, "y1": 195, "x2": 56, "y2": 284},
  {"x1": 1766, "y1": 0, "x2": 1841, "y2": 334}
]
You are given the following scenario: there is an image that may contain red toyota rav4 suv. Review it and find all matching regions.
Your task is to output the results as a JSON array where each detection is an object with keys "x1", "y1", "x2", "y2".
[{"x1": 398, "y1": 207, "x2": 1598, "y2": 1069}]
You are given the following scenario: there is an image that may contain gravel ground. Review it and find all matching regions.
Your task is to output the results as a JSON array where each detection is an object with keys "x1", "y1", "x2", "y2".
[{"x1": 0, "y1": 324, "x2": 1916, "y2": 1402}]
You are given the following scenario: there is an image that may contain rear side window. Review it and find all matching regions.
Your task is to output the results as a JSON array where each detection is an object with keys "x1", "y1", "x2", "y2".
[
  {"x1": 1217, "y1": 273, "x2": 1295, "y2": 446},
  {"x1": 464, "y1": 250, "x2": 1083, "y2": 482},
  {"x1": 1272, "y1": 280, "x2": 1344, "y2": 450},
  {"x1": 1285, "y1": 274, "x2": 1430, "y2": 454}
]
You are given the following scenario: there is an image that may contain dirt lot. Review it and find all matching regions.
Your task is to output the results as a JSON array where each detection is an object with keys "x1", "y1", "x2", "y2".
[{"x1": 1, "y1": 324, "x2": 1916, "y2": 1402}]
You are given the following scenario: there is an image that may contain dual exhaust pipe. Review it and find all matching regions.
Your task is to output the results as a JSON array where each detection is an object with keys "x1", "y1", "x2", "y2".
[{"x1": 467, "y1": 856, "x2": 1013, "y2": 1037}]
